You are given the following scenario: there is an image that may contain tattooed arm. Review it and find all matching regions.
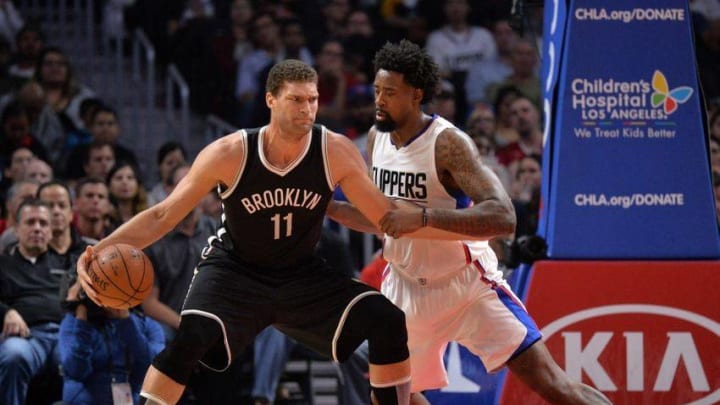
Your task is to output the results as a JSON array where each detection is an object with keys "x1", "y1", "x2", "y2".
[{"x1": 380, "y1": 127, "x2": 516, "y2": 239}]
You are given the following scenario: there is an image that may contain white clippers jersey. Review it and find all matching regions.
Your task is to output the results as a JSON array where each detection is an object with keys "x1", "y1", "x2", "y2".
[{"x1": 372, "y1": 115, "x2": 502, "y2": 282}]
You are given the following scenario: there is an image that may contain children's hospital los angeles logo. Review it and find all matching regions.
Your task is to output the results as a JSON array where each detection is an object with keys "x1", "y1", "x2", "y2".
[
  {"x1": 570, "y1": 70, "x2": 694, "y2": 140},
  {"x1": 650, "y1": 71, "x2": 693, "y2": 115}
]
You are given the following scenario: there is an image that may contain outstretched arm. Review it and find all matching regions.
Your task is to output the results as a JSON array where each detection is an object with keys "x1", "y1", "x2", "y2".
[
  {"x1": 77, "y1": 134, "x2": 244, "y2": 304},
  {"x1": 380, "y1": 128, "x2": 516, "y2": 239}
]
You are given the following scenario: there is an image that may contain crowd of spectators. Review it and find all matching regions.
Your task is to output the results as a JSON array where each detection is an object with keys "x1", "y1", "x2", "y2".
[{"x1": 0, "y1": 0, "x2": 719, "y2": 404}]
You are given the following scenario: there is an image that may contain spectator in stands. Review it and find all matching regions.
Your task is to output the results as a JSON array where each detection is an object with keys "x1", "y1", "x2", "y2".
[
  {"x1": 16, "y1": 81, "x2": 65, "y2": 165},
  {"x1": 710, "y1": 110, "x2": 720, "y2": 139},
  {"x1": 511, "y1": 154, "x2": 542, "y2": 203},
  {"x1": 33, "y1": 47, "x2": 95, "y2": 133},
  {"x1": 304, "y1": 0, "x2": 350, "y2": 53},
  {"x1": 485, "y1": 39, "x2": 541, "y2": 111},
  {"x1": 497, "y1": 95, "x2": 543, "y2": 174},
  {"x1": 512, "y1": 154, "x2": 543, "y2": 239},
  {"x1": 710, "y1": 135, "x2": 720, "y2": 174},
  {"x1": 492, "y1": 85, "x2": 523, "y2": 148},
  {"x1": 23, "y1": 157, "x2": 53, "y2": 184},
  {"x1": 81, "y1": 142, "x2": 116, "y2": 182},
  {"x1": 0, "y1": 0, "x2": 23, "y2": 54},
  {"x1": 465, "y1": 19, "x2": 518, "y2": 107},
  {"x1": 106, "y1": 162, "x2": 148, "y2": 226},
  {"x1": 58, "y1": 282, "x2": 165, "y2": 405},
  {"x1": 235, "y1": 12, "x2": 283, "y2": 126},
  {"x1": 0, "y1": 199, "x2": 62, "y2": 405},
  {"x1": 37, "y1": 181, "x2": 93, "y2": 258},
  {"x1": 425, "y1": 80, "x2": 456, "y2": 125},
  {"x1": 65, "y1": 106, "x2": 138, "y2": 180},
  {"x1": 315, "y1": 39, "x2": 358, "y2": 128},
  {"x1": 425, "y1": 0, "x2": 497, "y2": 122},
  {"x1": 148, "y1": 141, "x2": 187, "y2": 206},
  {"x1": 0, "y1": 101, "x2": 48, "y2": 165},
  {"x1": 281, "y1": 18, "x2": 314, "y2": 66},
  {"x1": 691, "y1": 5, "x2": 720, "y2": 101},
  {"x1": 73, "y1": 178, "x2": 112, "y2": 241},
  {"x1": 210, "y1": 0, "x2": 255, "y2": 119},
  {"x1": 342, "y1": 9, "x2": 379, "y2": 82},
  {"x1": 60, "y1": 97, "x2": 105, "y2": 170},
  {"x1": 465, "y1": 106, "x2": 511, "y2": 191},
  {"x1": 0, "y1": 180, "x2": 39, "y2": 253},
  {"x1": 6, "y1": 24, "x2": 45, "y2": 87},
  {"x1": 1, "y1": 147, "x2": 36, "y2": 198}
]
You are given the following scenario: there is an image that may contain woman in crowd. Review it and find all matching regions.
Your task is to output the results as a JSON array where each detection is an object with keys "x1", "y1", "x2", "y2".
[
  {"x1": 147, "y1": 141, "x2": 187, "y2": 206},
  {"x1": 106, "y1": 161, "x2": 147, "y2": 226}
]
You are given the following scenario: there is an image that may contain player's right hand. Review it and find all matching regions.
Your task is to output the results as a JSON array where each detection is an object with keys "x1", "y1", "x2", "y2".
[{"x1": 77, "y1": 245, "x2": 104, "y2": 306}]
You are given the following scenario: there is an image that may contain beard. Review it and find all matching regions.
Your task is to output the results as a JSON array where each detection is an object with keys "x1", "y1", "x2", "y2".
[{"x1": 374, "y1": 112, "x2": 398, "y2": 132}]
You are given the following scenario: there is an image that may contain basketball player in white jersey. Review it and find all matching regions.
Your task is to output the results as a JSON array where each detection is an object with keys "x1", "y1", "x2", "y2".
[{"x1": 328, "y1": 40, "x2": 611, "y2": 405}]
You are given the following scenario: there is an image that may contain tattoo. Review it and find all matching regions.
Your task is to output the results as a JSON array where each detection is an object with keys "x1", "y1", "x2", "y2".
[{"x1": 431, "y1": 129, "x2": 515, "y2": 238}]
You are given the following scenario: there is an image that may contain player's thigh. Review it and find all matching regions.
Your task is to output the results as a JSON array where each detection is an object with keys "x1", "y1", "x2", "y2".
[
  {"x1": 454, "y1": 285, "x2": 540, "y2": 372},
  {"x1": 275, "y1": 270, "x2": 380, "y2": 361}
]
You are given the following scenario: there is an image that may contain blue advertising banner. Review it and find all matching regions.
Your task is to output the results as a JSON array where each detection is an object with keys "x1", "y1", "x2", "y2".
[{"x1": 540, "y1": 0, "x2": 720, "y2": 258}]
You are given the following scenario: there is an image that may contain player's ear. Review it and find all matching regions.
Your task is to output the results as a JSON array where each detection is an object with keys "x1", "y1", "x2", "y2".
[
  {"x1": 265, "y1": 91, "x2": 275, "y2": 109},
  {"x1": 414, "y1": 88, "x2": 423, "y2": 104}
]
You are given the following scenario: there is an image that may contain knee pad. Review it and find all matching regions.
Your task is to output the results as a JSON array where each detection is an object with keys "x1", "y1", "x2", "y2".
[
  {"x1": 152, "y1": 315, "x2": 222, "y2": 384},
  {"x1": 336, "y1": 294, "x2": 409, "y2": 365}
]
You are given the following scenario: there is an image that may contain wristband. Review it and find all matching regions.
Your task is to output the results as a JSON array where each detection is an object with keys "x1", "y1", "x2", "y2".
[{"x1": 422, "y1": 207, "x2": 428, "y2": 227}]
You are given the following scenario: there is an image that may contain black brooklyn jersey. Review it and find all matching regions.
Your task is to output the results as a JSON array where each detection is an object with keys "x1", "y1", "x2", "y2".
[{"x1": 214, "y1": 125, "x2": 334, "y2": 268}]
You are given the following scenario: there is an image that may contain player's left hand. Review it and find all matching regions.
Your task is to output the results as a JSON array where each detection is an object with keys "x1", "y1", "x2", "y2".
[{"x1": 380, "y1": 199, "x2": 424, "y2": 238}]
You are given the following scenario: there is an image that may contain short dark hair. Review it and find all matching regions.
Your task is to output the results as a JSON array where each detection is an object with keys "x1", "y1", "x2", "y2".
[
  {"x1": 15, "y1": 198, "x2": 50, "y2": 222},
  {"x1": 37, "y1": 180, "x2": 72, "y2": 202},
  {"x1": 373, "y1": 40, "x2": 440, "y2": 104},
  {"x1": 265, "y1": 59, "x2": 318, "y2": 96},
  {"x1": 90, "y1": 105, "x2": 118, "y2": 123},
  {"x1": 83, "y1": 141, "x2": 114, "y2": 165},
  {"x1": 75, "y1": 177, "x2": 107, "y2": 197},
  {"x1": 156, "y1": 141, "x2": 187, "y2": 166}
]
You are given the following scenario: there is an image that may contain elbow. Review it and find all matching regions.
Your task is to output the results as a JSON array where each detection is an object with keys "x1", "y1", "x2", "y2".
[
  {"x1": 503, "y1": 213, "x2": 517, "y2": 235},
  {"x1": 500, "y1": 205, "x2": 517, "y2": 236}
]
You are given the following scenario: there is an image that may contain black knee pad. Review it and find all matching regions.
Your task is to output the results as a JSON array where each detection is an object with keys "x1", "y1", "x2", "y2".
[
  {"x1": 152, "y1": 315, "x2": 222, "y2": 384},
  {"x1": 336, "y1": 294, "x2": 409, "y2": 365}
]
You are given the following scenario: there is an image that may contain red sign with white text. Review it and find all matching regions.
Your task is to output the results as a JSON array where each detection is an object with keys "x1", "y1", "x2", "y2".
[{"x1": 500, "y1": 261, "x2": 720, "y2": 405}]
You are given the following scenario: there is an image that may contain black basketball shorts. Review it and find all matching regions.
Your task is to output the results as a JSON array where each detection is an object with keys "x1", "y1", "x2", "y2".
[{"x1": 180, "y1": 246, "x2": 381, "y2": 371}]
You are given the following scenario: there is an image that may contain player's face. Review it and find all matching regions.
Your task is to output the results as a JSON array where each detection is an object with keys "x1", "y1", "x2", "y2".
[
  {"x1": 268, "y1": 81, "x2": 319, "y2": 136},
  {"x1": 373, "y1": 69, "x2": 419, "y2": 132}
]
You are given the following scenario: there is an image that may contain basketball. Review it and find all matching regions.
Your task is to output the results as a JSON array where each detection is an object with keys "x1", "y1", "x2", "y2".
[{"x1": 87, "y1": 243, "x2": 154, "y2": 309}]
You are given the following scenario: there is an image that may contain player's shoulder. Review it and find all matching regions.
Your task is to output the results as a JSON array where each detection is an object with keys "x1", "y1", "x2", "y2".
[
  {"x1": 436, "y1": 121, "x2": 472, "y2": 146},
  {"x1": 207, "y1": 129, "x2": 246, "y2": 153},
  {"x1": 324, "y1": 127, "x2": 355, "y2": 149},
  {"x1": 435, "y1": 124, "x2": 479, "y2": 164}
]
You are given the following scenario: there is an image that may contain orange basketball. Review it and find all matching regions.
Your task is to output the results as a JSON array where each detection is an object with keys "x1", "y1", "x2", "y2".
[{"x1": 87, "y1": 243, "x2": 154, "y2": 309}]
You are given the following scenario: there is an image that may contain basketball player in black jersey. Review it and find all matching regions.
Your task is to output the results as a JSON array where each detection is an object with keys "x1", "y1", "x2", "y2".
[{"x1": 76, "y1": 60, "x2": 413, "y2": 405}]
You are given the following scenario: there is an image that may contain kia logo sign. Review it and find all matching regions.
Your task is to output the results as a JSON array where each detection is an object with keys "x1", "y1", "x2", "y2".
[{"x1": 541, "y1": 304, "x2": 720, "y2": 405}]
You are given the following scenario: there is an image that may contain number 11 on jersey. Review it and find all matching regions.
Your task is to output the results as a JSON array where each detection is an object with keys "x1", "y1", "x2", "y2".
[{"x1": 271, "y1": 213, "x2": 293, "y2": 239}]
